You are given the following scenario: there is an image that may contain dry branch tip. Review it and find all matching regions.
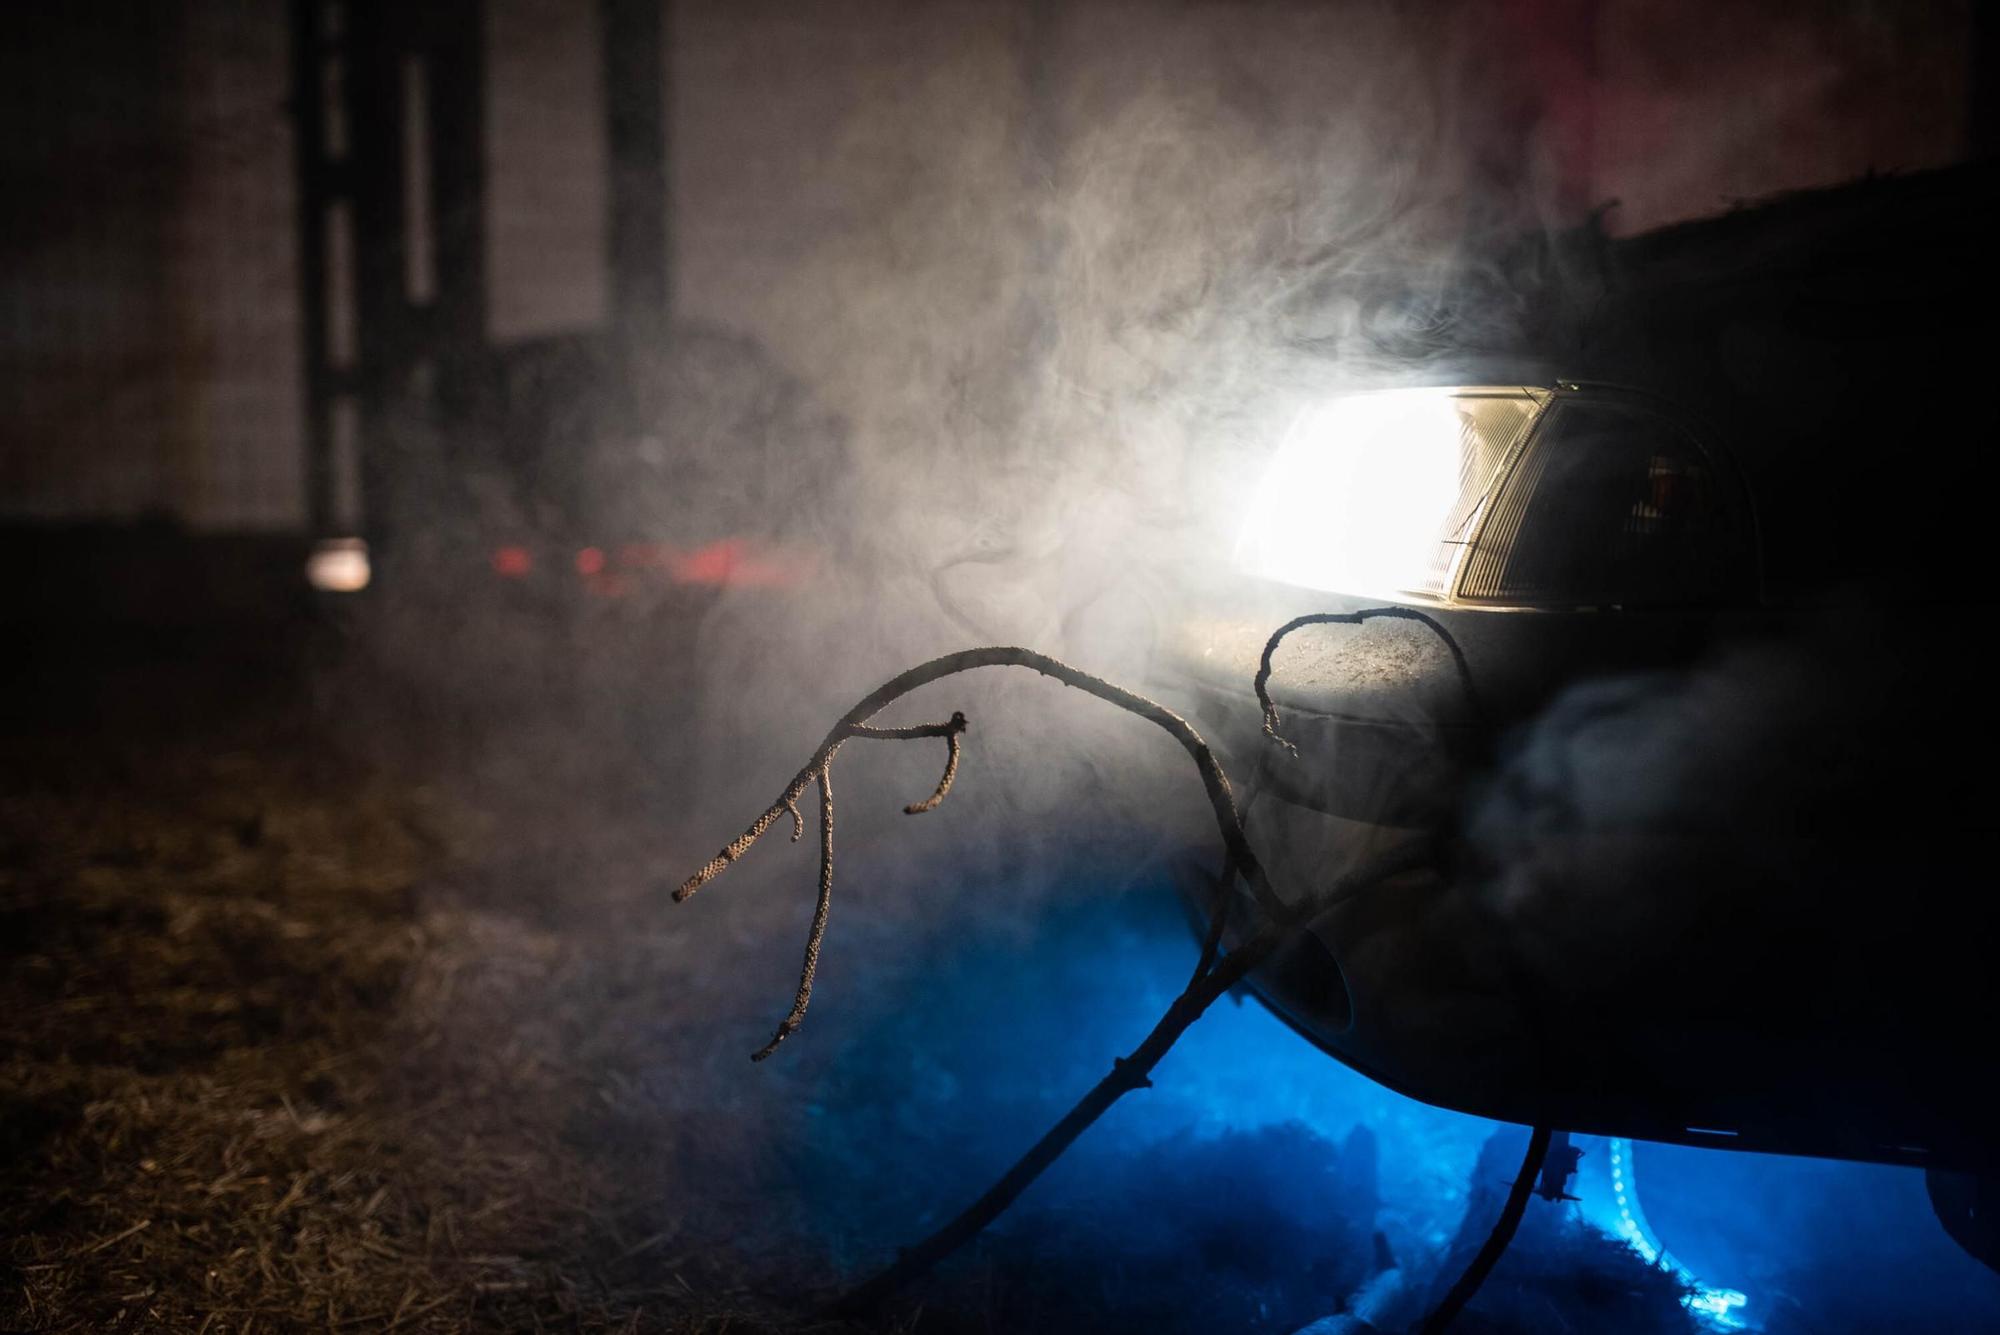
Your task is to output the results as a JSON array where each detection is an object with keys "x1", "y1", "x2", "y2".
[{"x1": 904, "y1": 712, "x2": 967, "y2": 815}]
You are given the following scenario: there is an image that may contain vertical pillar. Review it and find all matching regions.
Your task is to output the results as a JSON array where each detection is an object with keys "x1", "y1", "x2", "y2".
[
  {"x1": 343, "y1": 0, "x2": 407, "y2": 545},
  {"x1": 601, "y1": 0, "x2": 670, "y2": 348},
  {"x1": 424, "y1": 0, "x2": 489, "y2": 427},
  {"x1": 289, "y1": 0, "x2": 336, "y2": 535},
  {"x1": 291, "y1": 0, "x2": 488, "y2": 549}
]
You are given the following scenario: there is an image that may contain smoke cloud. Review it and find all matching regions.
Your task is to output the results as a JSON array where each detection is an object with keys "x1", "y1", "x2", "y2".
[{"x1": 322, "y1": 3, "x2": 1993, "y2": 1329}]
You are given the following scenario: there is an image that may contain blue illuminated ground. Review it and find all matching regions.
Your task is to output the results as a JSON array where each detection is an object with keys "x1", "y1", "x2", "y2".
[{"x1": 767, "y1": 876, "x2": 2000, "y2": 1333}]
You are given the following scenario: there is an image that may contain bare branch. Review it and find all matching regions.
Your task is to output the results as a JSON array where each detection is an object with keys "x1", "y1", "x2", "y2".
[
  {"x1": 903, "y1": 722, "x2": 964, "y2": 815},
  {"x1": 673, "y1": 648, "x2": 1298, "y2": 925},
  {"x1": 751, "y1": 764, "x2": 837, "y2": 1063},
  {"x1": 1254, "y1": 606, "x2": 1485, "y2": 754},
  {"x1": 674, "y1": 760, "x2": 825, "y2": 903},
  {"x1": 846, "y1": 714, "x2": 965, "y2": 742},
  {"x1": 843, "y1": 710, "x2": 967, "y2": 814},
  {"x1": 672, "y1": 639, "x2": 1470, "y2": 1314}
]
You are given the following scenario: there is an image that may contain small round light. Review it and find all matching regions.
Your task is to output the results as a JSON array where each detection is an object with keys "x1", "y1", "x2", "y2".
[{"x1": 306, "y1": 537, "x2": 370, "y2": 593}]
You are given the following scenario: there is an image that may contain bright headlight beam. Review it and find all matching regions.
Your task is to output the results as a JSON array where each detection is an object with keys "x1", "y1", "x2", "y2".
[{"x1": 1236, "y1": 387, "x2": 1540, "y2": 600}]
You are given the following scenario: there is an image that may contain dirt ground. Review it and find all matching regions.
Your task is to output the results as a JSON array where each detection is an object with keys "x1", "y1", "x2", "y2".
[
  {"x1": 0, "y1": 617, "x2": 841, "y2": 1333},
  {"x1": 0, "y1": 612, "x2": 1719, "y2": 1335}
]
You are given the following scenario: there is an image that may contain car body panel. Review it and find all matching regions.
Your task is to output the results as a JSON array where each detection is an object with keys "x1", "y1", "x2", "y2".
[{"x1": 1157, "y1": 380, "x2": 1999, "y2": 1177}]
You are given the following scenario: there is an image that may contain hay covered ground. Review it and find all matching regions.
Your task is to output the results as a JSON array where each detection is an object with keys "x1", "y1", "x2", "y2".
[
  {"x1": 0, "y1": 618, "x2": 821, "y2": 1333},
  {"x1": 0, "y1": 611, "x2": 1714, "y2": 1334}
]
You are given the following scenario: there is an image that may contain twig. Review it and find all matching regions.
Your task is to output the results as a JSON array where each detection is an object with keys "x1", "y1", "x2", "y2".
[
  {"x1": 1253, "y1": 607, "x2": 1485, "y2": 755},
  {"x1": 674, "y1": 649, "x2": 1303, "y2": 1060},
  {"x1": 841, "y1": 712, "x2": 968, "y2": 813},
  {"x1": 674, "y1": 623, "x2": 1486, "y2": 1314},
  {"x1": 845, "y1": 714, "x2": 967, "y2": 743},
  {"x1": 750, "y1": 763, "x2": 834, "y2": 1062},
  {"x1": 676, "y1": 650, "x2": 1288, "y2": 923},
  {"x1": 1418, "y1": 1126, "x2": 1554, "y2": 1334},
  {"x1": 900, "y1": 715, "x2": 965, "y2": 814},
  {"x1": 71, "y1": 1218, "x2": 151, "y2": 1257}
]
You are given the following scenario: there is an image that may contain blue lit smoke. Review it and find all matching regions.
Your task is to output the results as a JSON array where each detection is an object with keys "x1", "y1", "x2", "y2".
[
  {"x1": 729, "y1": 870, "x2": 2000, "y2": 1332},
  {"x1": 770, "y1": 879, "x2": 1493, "y2": 1332}
]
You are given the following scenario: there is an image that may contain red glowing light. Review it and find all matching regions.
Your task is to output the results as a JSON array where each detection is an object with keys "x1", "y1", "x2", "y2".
[
  {"x1": 667, "y1": 538, "x2": 800, "y2": 588},
  {"x1": 669, "y1": 538, "x2": 740, "y2": 585},
  {"x1": 491, "y1": 545, "x2": 532, "y2": 578},
  {"x1": 574, "y1": 547, "x2": 607, "y2": 576},
  {"x1": 618, "y1": 542, "x2": 668, "y2": 568}
]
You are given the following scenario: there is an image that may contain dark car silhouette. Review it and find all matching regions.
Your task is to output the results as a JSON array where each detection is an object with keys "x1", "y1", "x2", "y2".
[{"x1": 1153, "y1": 164, "x2": 2000, "y2": 1273}]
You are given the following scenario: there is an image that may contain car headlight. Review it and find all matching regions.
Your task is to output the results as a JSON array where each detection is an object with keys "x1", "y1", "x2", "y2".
[{"x1": 1236, "y1": 386, "x2": 1545, "y2": 601}]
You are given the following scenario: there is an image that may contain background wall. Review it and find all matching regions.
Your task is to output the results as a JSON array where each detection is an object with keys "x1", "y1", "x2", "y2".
[{"x1": 0, "y1": 0, "x2": 1977, "y2": 531}]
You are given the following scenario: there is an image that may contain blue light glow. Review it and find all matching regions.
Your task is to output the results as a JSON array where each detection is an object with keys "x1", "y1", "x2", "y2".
[
  {"x1": 1593, "y1": 1135, "x2": 1751, "y2": 1329},
  {"x1": 742, "y1": 875, "x2": 2000, "y2": 1332}
]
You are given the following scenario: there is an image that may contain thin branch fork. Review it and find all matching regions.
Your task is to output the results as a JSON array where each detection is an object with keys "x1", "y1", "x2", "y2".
[
  {"x1": 736, "y1": 715, "x2": 964, "y2": 1062},
  {"x1": 671, "y1": 614, "x2": 1524, "y2": 1324},
  {"x1": 676, "y1": 649, "x2": 1286, "y2": 921},
  {"x1": 673, "y1": 648, "x2": 1304, "y2": 1062}
]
